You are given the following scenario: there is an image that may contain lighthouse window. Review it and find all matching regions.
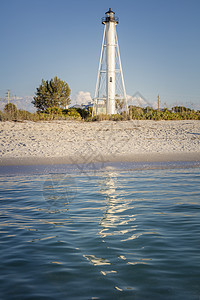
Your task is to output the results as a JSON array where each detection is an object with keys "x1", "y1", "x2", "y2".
[{"x1": 110, "y1": 77, "x2": 112, "y2": 82}]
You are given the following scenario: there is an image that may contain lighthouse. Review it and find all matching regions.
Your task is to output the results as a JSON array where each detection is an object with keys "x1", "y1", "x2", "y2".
[{"x1": 94, "y1": 8, "x2": 128, "y2": 115}]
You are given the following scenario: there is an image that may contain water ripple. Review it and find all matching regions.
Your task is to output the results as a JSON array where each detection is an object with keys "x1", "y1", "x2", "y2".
[{"x1": 0, "y1": 167, "x2": 200, "y2": 299}]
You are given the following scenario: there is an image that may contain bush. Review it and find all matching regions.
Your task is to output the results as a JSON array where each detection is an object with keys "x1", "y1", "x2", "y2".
[
  {"x1": 1, "y1": 103, "x2": 200, "y2": 122},
  {"x1": 63, "y1": 108, "x2": 81, "y2": 120},
  {"x1": 4, "y1": 103, "x2": 17, "y2": 114},
  {"x1": 0, "y1": 111, "x2": 5, "y2": 121},
  {"x1": 92, "y1": 114, "x2": 109, "y2": 121},
  {"x1": 46, "y1": 106, "x2": 63, "y2": 115},
  {"x1": 17, "y1": 110, "x2": 32, "y2": 120},
  {"x1": 3, "y1": 103, "x2": 18, "y2": 120}
]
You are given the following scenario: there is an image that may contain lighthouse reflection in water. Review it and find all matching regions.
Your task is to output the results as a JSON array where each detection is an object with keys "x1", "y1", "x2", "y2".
[{"x1": 0, "y1": 166, "x2": 200, "y2": 299}]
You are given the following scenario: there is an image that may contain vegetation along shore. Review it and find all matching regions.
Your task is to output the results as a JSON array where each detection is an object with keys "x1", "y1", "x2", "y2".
[{"x1": 1, "y1": 77, "x2": 200, "y2": 122}]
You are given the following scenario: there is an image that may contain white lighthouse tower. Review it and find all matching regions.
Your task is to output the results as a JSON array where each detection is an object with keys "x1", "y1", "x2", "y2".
[{"x1": 94, "y1": 8, "x2": 128, "y2": 115}]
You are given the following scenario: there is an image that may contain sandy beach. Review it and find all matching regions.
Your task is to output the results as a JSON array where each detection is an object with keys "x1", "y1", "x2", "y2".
[{"x1": 0, "y1": 120, "x2": 199, "y2": 166}]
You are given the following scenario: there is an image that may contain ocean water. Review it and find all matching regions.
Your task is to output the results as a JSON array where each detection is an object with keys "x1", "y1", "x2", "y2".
[{"x1": 0, "y1": 162, "x2": 200, "y2": 300}]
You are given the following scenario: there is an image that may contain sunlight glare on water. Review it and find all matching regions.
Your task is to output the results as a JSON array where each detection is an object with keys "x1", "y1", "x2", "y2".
[{"x1": 0, "y1": 164, "x2": 200, "y2": 300}]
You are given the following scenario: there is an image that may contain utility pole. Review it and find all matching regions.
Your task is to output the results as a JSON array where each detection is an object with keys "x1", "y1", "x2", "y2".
[
  {"x1": 158, "y1": 94, "x2": 160, "y2": 111},
  {"x1": 6, "y1": 90, "x2": 10, "y2": 104}
]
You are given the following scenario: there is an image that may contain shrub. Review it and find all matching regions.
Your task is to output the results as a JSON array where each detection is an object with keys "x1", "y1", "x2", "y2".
[
  {"x1": 64, "y1": 108, "x2": 81, "y2": 120},
  {"x1": 46, "y1": 106, "x2": 63, "y2": 115}
]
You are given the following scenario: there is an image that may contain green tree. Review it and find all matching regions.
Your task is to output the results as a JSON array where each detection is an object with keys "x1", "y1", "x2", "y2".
[
  {"x1": 32, "y1": 77, "x2": 71, "y2": 112},
  {"x1": 4, "y1": 103, "x2": 17, "y2": 114}
]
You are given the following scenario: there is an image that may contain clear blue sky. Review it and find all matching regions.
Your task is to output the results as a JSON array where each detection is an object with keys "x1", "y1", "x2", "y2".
[{"x1": 0, "y1": 0, "x2": 200, "y2": 109}]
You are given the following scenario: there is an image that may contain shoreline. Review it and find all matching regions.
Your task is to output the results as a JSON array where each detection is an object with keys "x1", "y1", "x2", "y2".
[{"x1": 0, "y1": 152, "x2": 199, "y2": 166}]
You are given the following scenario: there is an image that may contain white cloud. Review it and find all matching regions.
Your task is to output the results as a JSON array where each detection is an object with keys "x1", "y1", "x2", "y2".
[
  {"x1": 0, "y1": 95, "x2": 36, "y2": 112},
  {"x1": 15, "y1": 96, "x2": 36, "y2": 112},
  {"x1": 71, "y1": 91, "x2": 93, "y2": 106},
  {"x1": 69, "y1": 91, "x2": 158, "y2": 109},
  {"x1": 127, "y1": 94, "x2": 146, "y2": 107},
  {"x1": 127, "y1": 93, "x2": 154, "y2": 108}
]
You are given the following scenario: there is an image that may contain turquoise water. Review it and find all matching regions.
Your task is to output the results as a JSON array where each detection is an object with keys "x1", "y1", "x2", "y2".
[{"x1": 0, "y1": 162, "x2": 200, "y2": 300}]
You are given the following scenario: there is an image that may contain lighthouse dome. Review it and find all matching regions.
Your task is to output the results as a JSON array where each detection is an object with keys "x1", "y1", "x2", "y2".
[
  {"x1": 102, "y1": 8, "x2": 119, "y2": 24},
  {"x1": 105, "y1": 8, "x2": 115, "y2": 14}
]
